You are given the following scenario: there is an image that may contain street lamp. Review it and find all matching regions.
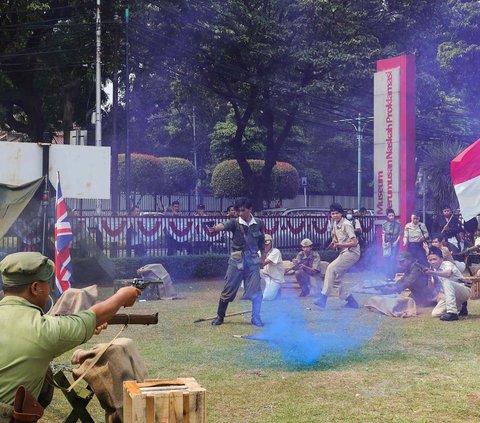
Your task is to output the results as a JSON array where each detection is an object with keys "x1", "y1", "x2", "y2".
[{"x1": 334, "y1": 113, "x2": 373, "y2": 211}]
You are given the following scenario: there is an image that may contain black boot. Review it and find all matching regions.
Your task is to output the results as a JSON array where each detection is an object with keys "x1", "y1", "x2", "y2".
[
  {"x1": 459, "y1": 301, "x2": 468, "y2": 317},
  {"x1": 211, "y1": 300, "x2": 228, "y2": 326},
  {"x1": 345, "y1": 294, "x2": 359, "y2": 309},
  {"x1": 251, "y1": 296, "x2": 264, "y2": 327},
  {"x1": 314, "y1": 293, "x2": 328, "y2": 309}
]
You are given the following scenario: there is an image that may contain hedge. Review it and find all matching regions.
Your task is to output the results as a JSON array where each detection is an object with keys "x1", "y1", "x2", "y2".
[
  {"x1": 158, "y1": 157, "x2": 197, "y2": 194},
  {"x1": 72, "y1": 249, "x2": 354, "y2": 286},
  {"x1": 211, "y1": 159, "x2": 300, "y2": 199},
  {"x1": 118, "y1": 153, "x2": 164, "y2": 195}
]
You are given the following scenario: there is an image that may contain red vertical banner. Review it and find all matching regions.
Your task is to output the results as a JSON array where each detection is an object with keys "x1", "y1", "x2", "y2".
[{"x1": 374, "y1": 55, "x2": 416, "y2": 243}]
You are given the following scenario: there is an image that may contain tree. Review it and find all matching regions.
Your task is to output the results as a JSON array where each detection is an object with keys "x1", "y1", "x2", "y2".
[
  {"x1": 211, "y1": 159, "x2": 299, "y2": 201},
  {"x1": 118, "y1": 153, "x2": 164, "y2": 198},
  {"x1": 158, "y1": 157, "x2": 197, "y2": 195},
  {"x1": 417, "y1": 140, "x2": 467, "y2": 215},
  {"x1": 131, "y1": 0, "x2": 390, "y2": 209}
]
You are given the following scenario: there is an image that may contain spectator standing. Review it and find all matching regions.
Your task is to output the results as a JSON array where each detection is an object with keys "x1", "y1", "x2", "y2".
[
  {"x1": 192, "y1": 204, "x2": 212, "y2": 254},
  {"x1": 382, "y1": 208, "x2": 402, "y2": 281},
  {"x1": 226, "y1": 205, "x2": 237, "y2": 219},
  {"x1": 345, "y1": 208, "x2": 364, "y2": 246},
  {"x1": 433, "y1": 206, "x2": 463, "y2": 251},
  {"x1": 128, "y1": 206, "x2": 146, "y2": 257},
  {"x1": 165, "y1": 200, "x2": 188, "y2": 255},
  {"x1": 403, "y1": 213, "x2": 429, "y2": 265}
]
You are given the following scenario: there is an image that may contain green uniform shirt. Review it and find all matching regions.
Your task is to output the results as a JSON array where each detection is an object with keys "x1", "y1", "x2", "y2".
[
  {"x1": 0, "y1": 296, "x2": 96, "y2": 404},
  {"x1": 223, "y1": 217, "x2": 265, "y2": 253}
]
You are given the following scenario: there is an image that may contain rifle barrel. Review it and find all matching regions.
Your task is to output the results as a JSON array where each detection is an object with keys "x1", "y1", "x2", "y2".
[{"x1": 108, "y1": 313, "x2": 159, "y2": 325}]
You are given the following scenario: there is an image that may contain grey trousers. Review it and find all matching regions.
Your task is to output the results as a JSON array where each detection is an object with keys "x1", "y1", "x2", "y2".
[{"x1": 322, "y1": 251, "x2": 360, "y2": 299}]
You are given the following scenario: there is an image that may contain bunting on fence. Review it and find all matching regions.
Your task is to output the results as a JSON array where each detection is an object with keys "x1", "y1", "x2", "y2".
[{"x1": 55, "y1": 172, "x2": 73, "y2": 294}]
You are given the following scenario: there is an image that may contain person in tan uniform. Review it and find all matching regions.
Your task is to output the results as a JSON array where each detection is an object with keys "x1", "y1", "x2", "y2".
[
  {"x1": 314, "y1": 203, "x2": 361, "y2": 309},
  {"x1": 292, "y1": 238, "x2": 322, "y2": 297}
]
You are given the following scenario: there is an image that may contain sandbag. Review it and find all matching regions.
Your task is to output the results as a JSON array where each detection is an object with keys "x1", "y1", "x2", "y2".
[
  {"x1": 71, "y1": 338, "x2": 147, "y2": 423},
  {"x1": 364, "y1": 294, "x2": 417, "y2": 318}
]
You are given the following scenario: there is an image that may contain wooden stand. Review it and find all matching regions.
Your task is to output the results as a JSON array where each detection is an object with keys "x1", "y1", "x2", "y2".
[
  {"x1": 465, "y1": 277, "x2": 480, "y2": 299},
  {"x1": 123, "y1": 378, "x2": 206, "y2": 423}
]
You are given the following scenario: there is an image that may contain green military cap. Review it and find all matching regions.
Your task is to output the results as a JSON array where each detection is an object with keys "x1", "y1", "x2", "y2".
[{"x1": 0, "y1": 252, "x2": 55, "y2": 287}]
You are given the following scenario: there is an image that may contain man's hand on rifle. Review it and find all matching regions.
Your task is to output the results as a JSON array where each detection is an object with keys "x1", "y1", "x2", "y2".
[{"x1": 94, "y1": 322, "x2": 108, "y2": 335}]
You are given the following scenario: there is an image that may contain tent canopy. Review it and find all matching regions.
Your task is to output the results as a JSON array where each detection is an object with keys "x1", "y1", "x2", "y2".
[{"x1": 0, "y1": 177, "x2": 44, "y2": 239}]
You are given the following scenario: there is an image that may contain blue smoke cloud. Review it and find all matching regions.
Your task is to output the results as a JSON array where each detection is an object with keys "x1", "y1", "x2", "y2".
[{"x1": 244, "y1": 297, "x2": 380, "y2": 366}]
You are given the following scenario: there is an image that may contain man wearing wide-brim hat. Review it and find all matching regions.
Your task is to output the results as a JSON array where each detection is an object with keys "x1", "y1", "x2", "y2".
[
  {"x1": 291, "y1": 238, "x2": 322, "y2": 297},
  {"x1": 0, "y1": 252, "x2": 140, "y2": 421}
]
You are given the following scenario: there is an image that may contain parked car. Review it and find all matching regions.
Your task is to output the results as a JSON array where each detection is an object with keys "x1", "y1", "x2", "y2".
[{"x1": 257, "y1": 207, "x2": 330, "y2": 216}]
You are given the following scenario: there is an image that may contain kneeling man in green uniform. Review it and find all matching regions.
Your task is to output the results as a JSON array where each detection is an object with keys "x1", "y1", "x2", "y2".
[{"x1": 0, "y1": 252, "x2": 140, "y2": 422}]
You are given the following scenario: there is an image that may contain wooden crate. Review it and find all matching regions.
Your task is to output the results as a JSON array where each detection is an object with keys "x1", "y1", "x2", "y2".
[
  {"x1": 465, "y1": 277, "x2": 480, "y2": 299},
  {"x1": 123, "y1": 378, "x2": 206, "y2": 423}
]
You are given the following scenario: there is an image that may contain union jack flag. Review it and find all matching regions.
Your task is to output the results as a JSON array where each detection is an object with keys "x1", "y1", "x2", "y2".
[{"x1": 55, "y1": 172, "x2": 73, "y2": 294}]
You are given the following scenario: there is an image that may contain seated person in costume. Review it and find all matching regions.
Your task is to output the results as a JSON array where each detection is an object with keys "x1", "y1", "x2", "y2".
[
  {"x1": 426, "y1": 246, "x2": 471, "y2": 321},
  {"x1": 260, "y1": 234, "x2": 284, "y2": 300},
  {"x1": 0, "y1": 252, "x2": 140, "y2": 422},
  {"x1": 291, "y1": 238, "x2": 322, "y2": 297}
]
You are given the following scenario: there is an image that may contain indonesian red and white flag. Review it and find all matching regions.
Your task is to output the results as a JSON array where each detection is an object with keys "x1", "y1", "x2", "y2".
[
  {"x1": 55, "y1": 171, "x2": 73, "y2": 294},
  {"x1": 451, "y1": 139, "x2": 480, "y2": 222}
]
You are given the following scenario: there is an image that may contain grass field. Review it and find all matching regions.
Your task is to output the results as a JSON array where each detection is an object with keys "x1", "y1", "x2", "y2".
[{"x1": 43, "y1": 275, "x2": 480, "y2": 422}]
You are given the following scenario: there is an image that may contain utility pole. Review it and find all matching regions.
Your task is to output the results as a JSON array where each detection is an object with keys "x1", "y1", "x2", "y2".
[
  {"x1": 334, "y1": 113, "x2": 373, "y2": 211},
  {"x1": 111, "y1": 13, "x2": 120, "y2": 213},
  {"x1": 125, "y1": 7, "x2": 131, "y2": 212},
  {"x1": 192, "y1": 106, "x2": 199, "y2": 206}
]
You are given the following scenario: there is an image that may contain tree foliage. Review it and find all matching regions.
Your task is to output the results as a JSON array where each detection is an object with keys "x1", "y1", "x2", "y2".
[
  {"x1": 158, "y1": 157, "x2": 197, "y2": 195},
  {"x1": 118, "y1": 153, "x2": 164, "y2": 195},
  {"x1": 417, "y1": 141, "x2": 466, "y2": 214},
  {"x1": 211, "y1": 159, "x2": 299, "y2": 200}
]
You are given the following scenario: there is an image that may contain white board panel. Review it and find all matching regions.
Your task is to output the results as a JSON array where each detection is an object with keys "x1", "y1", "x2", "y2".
[
  {"x1": 0, "y1": 142, "x2": 43, "y2": 185},
  {"x1": 49, "y1": 145, "x2": 111, "y2": 199}
]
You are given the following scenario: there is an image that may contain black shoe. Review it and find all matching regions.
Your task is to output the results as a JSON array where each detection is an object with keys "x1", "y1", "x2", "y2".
[
  {"x1": 314, "y1": 294, "x2": 328, "y2": 309},
  {"x1": 298, "y1": 291, "x2": 308, "y2": 297},
  {"x1": 439, "y1": 312, "x2": 459, "y2": 321},
  {"x1": 459, "y1": 302, "x2": 468, "y2": 317},
  {"x1": 345, "y1": 294, "x2": 359, "y2": 309},
  {"x1": 211, "y1": 316, "x2": 224, "y2": 326},
  {"x1": 251, "y1": 316, "x2": 264, "y2": 327}
]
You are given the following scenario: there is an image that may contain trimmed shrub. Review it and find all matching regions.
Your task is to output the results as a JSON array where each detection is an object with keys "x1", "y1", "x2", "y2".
[
  {"x1": 158, "y1": 157, "x2": 197, "y2": 194},
  {"x1": 118, "y1": 153, "x2": 164, "y2": 195},
  {"x1": 272, "y1": 162, "x2": 300, "y2": 199},
  {"x1": 211, "y1": 159, "x2": 300, "y2": 199}
]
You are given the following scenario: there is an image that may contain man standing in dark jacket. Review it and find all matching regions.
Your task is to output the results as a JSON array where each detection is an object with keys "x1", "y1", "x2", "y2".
[{"x1": 209, "y1": 198, "x2": 266, "y2": 327}]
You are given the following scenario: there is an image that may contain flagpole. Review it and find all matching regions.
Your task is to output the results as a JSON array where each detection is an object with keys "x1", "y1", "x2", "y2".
[{"x1": 41, "y1": 174, "x2": 49, "y2": 255}]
